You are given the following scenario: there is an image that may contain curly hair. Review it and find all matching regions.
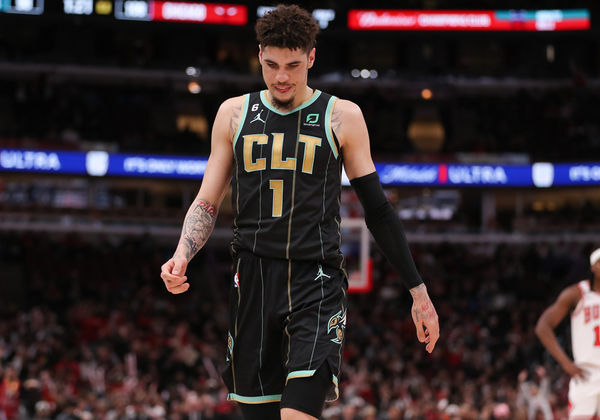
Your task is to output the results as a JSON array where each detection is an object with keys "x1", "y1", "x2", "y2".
[{"x1": 255, "y1": 4, "x2": 320, "y2": 53}]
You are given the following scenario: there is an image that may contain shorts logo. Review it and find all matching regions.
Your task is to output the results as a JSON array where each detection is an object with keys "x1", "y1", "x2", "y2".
[
  {"x1": 234, "y1": 272, "x2": 240, "y2": 288},
  {"x1": 226, "y1": 332, "x2": 234, "y2": 361},
  {"x1": 314, "y1": 264, "x2": 331, "y2": 281},
  {"x1": 327, "y1": 309, "x2": 346, "y2": 344}
]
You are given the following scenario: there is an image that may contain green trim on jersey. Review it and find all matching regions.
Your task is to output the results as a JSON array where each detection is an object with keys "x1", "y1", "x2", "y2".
[
  {"x1": 233, "y1": 94, "x2": 250, "y2": 150},
  {"x1": 325, "y1": 96, "x2": 339, "y2": 159},
  {"x1": 260, "y1": 90, "x2": 322, "y2": 116},
  {"x1": 227, "y1": 393, "x2": 282, "y2": 404}
]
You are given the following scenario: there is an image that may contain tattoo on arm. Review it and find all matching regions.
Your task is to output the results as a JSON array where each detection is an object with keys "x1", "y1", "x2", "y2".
[
  {"x1": 229, "y1": 103, "x2": 242, "y2": 139},
  {"x1": 176, "y1": 199, "x2": 217, "y2": 261},
  {"x1": 331, "y1": 107, "x2": 342, "y2": 135}
]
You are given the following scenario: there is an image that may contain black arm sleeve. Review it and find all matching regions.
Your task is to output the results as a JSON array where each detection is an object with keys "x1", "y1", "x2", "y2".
[{"x1": 350, "y1": 172, "x2": 423, "y2": 289}]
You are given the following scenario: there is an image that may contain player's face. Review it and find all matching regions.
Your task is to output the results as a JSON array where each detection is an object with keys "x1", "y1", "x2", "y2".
[{"x1": 259, "y1": 45, "x2": 315, "y2": 110}]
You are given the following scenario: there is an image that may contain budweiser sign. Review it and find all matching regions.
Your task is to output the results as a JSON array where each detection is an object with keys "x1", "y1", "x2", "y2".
[
  {"x1": 348, "y1": 10, "x2": 493, "y2": 30},
  {"x1": 348, "y1": 9, "x2": 590, "y2": 31}
]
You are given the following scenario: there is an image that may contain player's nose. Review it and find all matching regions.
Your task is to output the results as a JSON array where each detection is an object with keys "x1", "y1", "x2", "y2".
[{"x1": 275, "y1": 71, "x2": 289, "y2": 83}]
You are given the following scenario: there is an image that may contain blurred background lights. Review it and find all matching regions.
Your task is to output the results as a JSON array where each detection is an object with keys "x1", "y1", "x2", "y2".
[
  {"x1": 185, "y1": 66, "x2": 199, "y2": 76},
  {"x1": 546, "y1": 44, "x2": 555, "y2": 62},
  {"x1": 187, "y1": 81, "x2": 201, "y2": 94},
  {"x1": 421, "y1": 88, "x2": 433, "y2": 100}
]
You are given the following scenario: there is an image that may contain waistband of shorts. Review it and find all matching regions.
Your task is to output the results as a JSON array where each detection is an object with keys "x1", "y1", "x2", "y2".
[{"x1": 231, "y1": 247, "x2": 343, "y2": 269}]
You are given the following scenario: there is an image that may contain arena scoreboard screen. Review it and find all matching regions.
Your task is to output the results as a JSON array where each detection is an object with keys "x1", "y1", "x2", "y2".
[
  {"x1": 1, "y1": 0, "x2": 248, "y2": 24},
  {"x1": 0, "y1": 3, "x2": 590, "y2": 31},
  {"x1": 1, "y1": 0, "x2": 45, "y2": 14}
]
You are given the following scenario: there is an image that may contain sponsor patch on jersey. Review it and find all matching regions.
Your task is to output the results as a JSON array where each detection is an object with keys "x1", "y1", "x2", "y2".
[{"x1": 303, "y1": 113, "x2": 320, "y2": 127}]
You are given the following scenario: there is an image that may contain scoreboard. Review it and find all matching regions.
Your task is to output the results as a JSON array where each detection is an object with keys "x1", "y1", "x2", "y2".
[
  {"x1": 1, "y1": 0, "x2": 249, "y2": 24},
  {"x1": 0, "y1": 3, "x2": 591, "y2": 32},
  {"x1": 1, "y1": 0, "x2": 45, "y2": 15}
]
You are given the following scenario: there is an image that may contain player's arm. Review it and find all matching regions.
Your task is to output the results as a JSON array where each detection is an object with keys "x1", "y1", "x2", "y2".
[
  {"x1": 535, "y1": 285, "x2": 586, "y2": 379},
  {"x1": 334, "y1": 99, "x2": 439, "y2": 353},
  {"x1": 160, "y1": 96, "x2": 241, "y2": 294}
]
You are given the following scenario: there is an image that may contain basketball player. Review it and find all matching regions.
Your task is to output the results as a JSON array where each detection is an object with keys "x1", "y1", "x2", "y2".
[
  {"x1": 160, "y1": 5, "x2": 439, "y2": 420},
  {"x1": 536, "y1": 248, "x2": 600, "y2": 419}
]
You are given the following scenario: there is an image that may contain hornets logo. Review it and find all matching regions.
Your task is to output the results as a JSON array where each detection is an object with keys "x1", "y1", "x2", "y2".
[{"x1": 327, "y1": 309, "x2": 346, "y2": 344}]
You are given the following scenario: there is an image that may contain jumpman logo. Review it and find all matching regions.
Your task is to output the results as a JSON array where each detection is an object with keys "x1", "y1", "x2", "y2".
[
  {"x1": 314, "y1": 264, "x2": 331, "y2": 281},
  {"x1": 250, "y1": 110, "x2": 266, "y2": 124}
]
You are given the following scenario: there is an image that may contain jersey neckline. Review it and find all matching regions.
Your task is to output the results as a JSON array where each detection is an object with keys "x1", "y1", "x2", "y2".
[{"x1": 259, "y1": 89, "x2": 321, "y2": 116}]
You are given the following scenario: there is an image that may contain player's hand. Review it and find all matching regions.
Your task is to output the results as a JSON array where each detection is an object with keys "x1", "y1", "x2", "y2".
[
  {"x1": 562, "y1": 360, "x2": 588, "y2": 381},
  {"x1": 161, "y1": 256, "x2": 190, "y2": 294},
  {"x1": 409, "y1": 284, "x2": 440, "y2": 353}
]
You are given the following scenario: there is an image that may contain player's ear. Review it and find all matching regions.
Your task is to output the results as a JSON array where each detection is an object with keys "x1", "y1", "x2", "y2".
[
  {"x1": 307, "y1": 48, "x2": 316, "y2": 69},
  {"x1": 258, "y1": 44, "x2": 263, "y2": 63}
]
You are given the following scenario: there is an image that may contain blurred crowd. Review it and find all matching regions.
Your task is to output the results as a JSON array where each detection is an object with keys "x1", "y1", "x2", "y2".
[
  {"x1": 0, "y1": 233, "x2": 594, "y2": 419},
  {"x1": 2, "y1": 79, "x2": 600, "y2": 162}
]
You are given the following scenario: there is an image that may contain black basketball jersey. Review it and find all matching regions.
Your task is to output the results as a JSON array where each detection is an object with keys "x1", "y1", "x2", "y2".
[{"x1": 231, "y1": 89, "x2": 344, "y2": 268}]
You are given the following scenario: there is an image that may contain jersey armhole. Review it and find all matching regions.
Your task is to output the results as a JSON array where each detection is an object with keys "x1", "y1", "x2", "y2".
[
  {"x1": 572, "y1": 281, "x2": 588, "y2": 316},
  {"x1": 577, "y1": 280, "x2": 590, "y2": 299},
  {"x1": 325, "y1": 96, "x2": 340, "y2": 159},
  {"x1": 232, "y1": 94, "x2": 250, "y2": 150}
]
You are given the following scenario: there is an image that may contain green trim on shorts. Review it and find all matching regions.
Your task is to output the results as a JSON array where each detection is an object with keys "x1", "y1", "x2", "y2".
[
  {"x1": 286, "y1": 369, "x2": 317, "y2": 381},
  {"x1": 227, "y1": 393, "x2": 282, "y2": 404},
  {"x1": 330, "y1": 374, "x2": 340, "y2": 401}
]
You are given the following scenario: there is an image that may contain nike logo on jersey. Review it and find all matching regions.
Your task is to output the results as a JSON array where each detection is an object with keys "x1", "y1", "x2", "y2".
[{"x1": 250, "y1": 110, "x2": 266, "y2": 124}]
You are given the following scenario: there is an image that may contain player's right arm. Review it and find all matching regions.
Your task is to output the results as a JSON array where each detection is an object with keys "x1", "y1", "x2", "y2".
[
  {"x1": 535, "y1": 284, "x2": 586, "y2": 379},
  {"x1": 160, "y1": 96, "x2": 244, "y2": 294}
]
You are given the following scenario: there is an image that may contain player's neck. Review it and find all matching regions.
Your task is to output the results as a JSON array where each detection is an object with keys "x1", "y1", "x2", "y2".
[{"x1": 592, "y1": 276, "x2": 600, "y2": 293}]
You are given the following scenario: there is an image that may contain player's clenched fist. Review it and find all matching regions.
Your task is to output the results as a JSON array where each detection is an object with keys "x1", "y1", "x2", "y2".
[{"x1": 160, "y1": 256, "x2": 190, "y2": 294}]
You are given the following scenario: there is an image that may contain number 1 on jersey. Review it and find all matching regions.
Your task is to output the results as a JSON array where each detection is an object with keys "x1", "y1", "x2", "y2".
[{"x1": 269, "y1": 179, "x2": 283, "y2": 217}]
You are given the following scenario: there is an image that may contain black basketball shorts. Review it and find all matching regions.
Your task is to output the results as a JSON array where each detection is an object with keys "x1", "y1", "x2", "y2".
[{"x1": 221, "y1": 251, "x2": 348, "y2": 405}]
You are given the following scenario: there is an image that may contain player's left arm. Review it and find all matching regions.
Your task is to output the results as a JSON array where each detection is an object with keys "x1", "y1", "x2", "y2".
[{"x1": 334, "y1": 99, "x2": 440, "y2": 353}]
